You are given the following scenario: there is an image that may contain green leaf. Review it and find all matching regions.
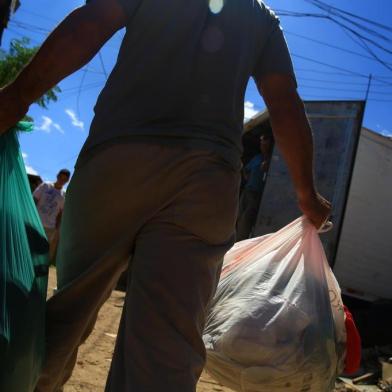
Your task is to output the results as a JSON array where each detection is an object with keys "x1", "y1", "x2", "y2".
[{"x1": 0, "y1": 38, "x2": 60, "y2": 110}]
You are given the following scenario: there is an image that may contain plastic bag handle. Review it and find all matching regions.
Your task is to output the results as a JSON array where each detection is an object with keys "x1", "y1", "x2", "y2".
[
  {"x1": 318, "y1": 220, "x2": 333, "y2": 233},
  {"x1": 10, "y1": 121, "x2": 34, "y2": 133}
]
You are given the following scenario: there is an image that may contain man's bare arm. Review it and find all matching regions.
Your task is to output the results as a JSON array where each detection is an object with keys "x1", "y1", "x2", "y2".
[
  {"x1": 257, "y1": 74, "x2": 331, "y2": 228},
  {"x1": 0, "y1": 0, "x2": 127, "y2": 133}
]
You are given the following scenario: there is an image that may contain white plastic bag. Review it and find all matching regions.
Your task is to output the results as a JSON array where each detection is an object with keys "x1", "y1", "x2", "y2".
[{"x1": 203, "y1": 217, "x2": 346, "y2": 392}]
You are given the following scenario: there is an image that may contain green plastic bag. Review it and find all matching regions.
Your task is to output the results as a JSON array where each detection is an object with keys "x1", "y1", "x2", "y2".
[{"x1": 0, "y1": 123, "x2": 49, "y2": 392}]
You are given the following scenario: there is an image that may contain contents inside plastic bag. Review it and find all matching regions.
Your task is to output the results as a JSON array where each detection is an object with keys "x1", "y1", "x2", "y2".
[
  {"x1": 0, "y1": 123, "x2": 49, "y2": 392},
  {"x1": 203, "y1": 217, "x2": 347, "y2": 392}
]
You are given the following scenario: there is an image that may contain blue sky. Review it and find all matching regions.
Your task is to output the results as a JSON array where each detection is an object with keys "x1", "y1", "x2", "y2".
[{"x1": 3, "y1": 0, "x2": 392, "y2": 181}]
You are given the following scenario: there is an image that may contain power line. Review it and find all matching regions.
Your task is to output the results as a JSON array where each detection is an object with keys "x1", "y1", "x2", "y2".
[
  {"x1": 365, "y1": 74, "x2": 373, "y2": 101},
  {"x1": 295, "y1": 67, "x2": 364, "y2": 77},
  {"x1": 18, "y1": 8, "x2": 58, "y2": 24},
  {"x1": 304, "y1": 0, "x2": 392, "y2": 33},
  {"x1": 294, "y1": 67, "x2": 392, "y2": 81},
  {"x1": 4, "y1": 27, "x2": 106, "y2": 87},
  {"x1": 301, "y1": 93, "x2": 392, "y2": 103},
  {"x1": 292, "y1": 53, "x2": 369, "y2": 78},
  {"x1": 291, "y1": 52, "x2": 392, "y2": 86},
  {"x1": 5, "y1": 27, "x2": 41, "y2": 45},
  {"x1": 332, "y1": 18, "x2": 392, "y2": 60},
  {"x1": 76, "y1": 68, "x2": 88, "y2": 119},
  {"x1": 10, "y1": 19, "x2": 51, "y2": 35},
  {"x1": 277, "y1": 5, "x2": 392, "y2": 72},
  {"x1": 59, "y1": 83, "x2": 104, "y2": 101},
  {"x1": 98, "y1": 51, "x2": 108, "y2": 79},
  {"x1": 10, "y1": 11, "x2": 392, "y2": 79},
  {"x1": 285, "y1": 30, "x2": 392, "y2": 67},
  {"x1": 60, "y1": 82, "x2": 104, "y2": 93},
  {"x1": 8, "y1": 6, "x2": 392, "y2": 106},
  {"x1": 298, "y1": 83, "x2": 392, "y2": 96},
  {"x1": 296, "y1": 76, "x2": 388, "y2": 87}
]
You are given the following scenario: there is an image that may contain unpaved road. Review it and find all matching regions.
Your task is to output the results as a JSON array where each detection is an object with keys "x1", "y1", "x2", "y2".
[
  {"x1": 46, "y1": 268, "x2": 231, "y2": 392},
  {"x1": 46, "y1": 268, "x2": 344, "y2": 392}
]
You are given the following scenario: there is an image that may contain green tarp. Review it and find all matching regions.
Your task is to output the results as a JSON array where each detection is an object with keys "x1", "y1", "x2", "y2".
[{"x1": 0, "y1": 123, "x2": 49, "y2": 391}]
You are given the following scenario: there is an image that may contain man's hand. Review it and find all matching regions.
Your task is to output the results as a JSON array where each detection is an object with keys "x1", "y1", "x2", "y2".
[
  {"x1": 298, "y1": 191, "x2": 331, "y2": 230},
  {"x1": 0, "y1": 86, "x2": 29, "y2": 135},
  {"x1": 260, "y1": 160, "x2": 269, "y2": 172},
  {"x1": 257, "y1": 73, "x2": 332, "y2": 229}
]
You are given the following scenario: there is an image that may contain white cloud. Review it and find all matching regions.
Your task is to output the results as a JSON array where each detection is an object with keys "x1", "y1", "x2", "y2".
[
  {"x1": 22, "y1": 152, "x2": 39, "y2": 175},
  {"x1": 65, "y1": 109, "x2": 84, "y2": 131},
  {"x1": 244, "y1": 101, "x2": 259, "y2": 121},
  {"x1": 25, "y1": 165, "x2": 39, "y2": 175},
  {"x1": 35, "y1": 116, "x2": 64, "y2": 134},
  {"x1": 53, "y1": 123, "x2": 63, "y2": 133}
]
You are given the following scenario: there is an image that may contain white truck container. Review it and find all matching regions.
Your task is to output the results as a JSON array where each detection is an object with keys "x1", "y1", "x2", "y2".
[{"x1": 333, "y1": 128, "x2": 392, "y2": 301}]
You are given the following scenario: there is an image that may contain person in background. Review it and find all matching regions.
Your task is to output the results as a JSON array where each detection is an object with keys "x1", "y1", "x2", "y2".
[
  {"x1": 27, "y1": 173, "x2": 43, "y2": 193},
  {"x1": 237, "y1": 135, "x2": 272, "y2": 241},
  {"x1": 33, "y1": 169, "x2": 71, "y2": 263}
]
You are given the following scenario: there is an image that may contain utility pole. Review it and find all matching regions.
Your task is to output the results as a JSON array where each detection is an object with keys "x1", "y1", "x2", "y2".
[{"x1": 364, "y1": 74, "x2": 372, "y2": 102}]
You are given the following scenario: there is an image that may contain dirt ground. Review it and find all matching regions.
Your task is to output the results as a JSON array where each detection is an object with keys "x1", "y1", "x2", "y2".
[
  {"x1": 47, "y1": 268, "x2": 345, "y2": 392},
  {"x1": 47, "y1": 268, "x2": 231, "y2": 392}
]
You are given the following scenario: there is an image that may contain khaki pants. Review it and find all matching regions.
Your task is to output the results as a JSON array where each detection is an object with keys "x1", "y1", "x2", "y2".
[{"x1": 35, "y1": 142, "x2": 240, "y2": 392}]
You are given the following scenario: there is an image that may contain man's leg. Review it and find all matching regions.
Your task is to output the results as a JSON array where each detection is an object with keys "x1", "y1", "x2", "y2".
[
  {"x1": 44, "y1": 227, "x2": 57, "y2": 263},
  {"x1": 35, "y1": 177, "x2": 133, "y2": 391},
  {"x1": 106, "y1": 154, "x2": 240, "y2": 392},
  {"x1": 36, "y1": 143, "x2": 239, "y2": 392},
  {"x1": 35, "y1": 142, "x2": 181, "y2": 392}
]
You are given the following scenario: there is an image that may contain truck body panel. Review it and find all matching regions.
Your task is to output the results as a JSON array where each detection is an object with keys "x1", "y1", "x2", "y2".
[{"x1": 251, "y1": 101, "x2": 364, "y2": 262}]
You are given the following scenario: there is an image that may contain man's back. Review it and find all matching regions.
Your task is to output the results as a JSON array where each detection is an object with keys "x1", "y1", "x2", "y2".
[{"x1": 84, "y1": 0, "x2": 294, "y2": 167}]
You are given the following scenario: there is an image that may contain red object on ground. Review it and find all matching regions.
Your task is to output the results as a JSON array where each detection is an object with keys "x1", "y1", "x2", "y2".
[{"x1": 343, "y1": 305, "x2": 362, "y2": 374}]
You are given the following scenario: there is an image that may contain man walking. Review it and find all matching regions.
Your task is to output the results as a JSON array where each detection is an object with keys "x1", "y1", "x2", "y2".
[
  {"x1": 33, "y1": 169, "x2": 70, "y2": 263},
  {"x1": 0, "y1": 0, "x2": 331, "y2": 391}
]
